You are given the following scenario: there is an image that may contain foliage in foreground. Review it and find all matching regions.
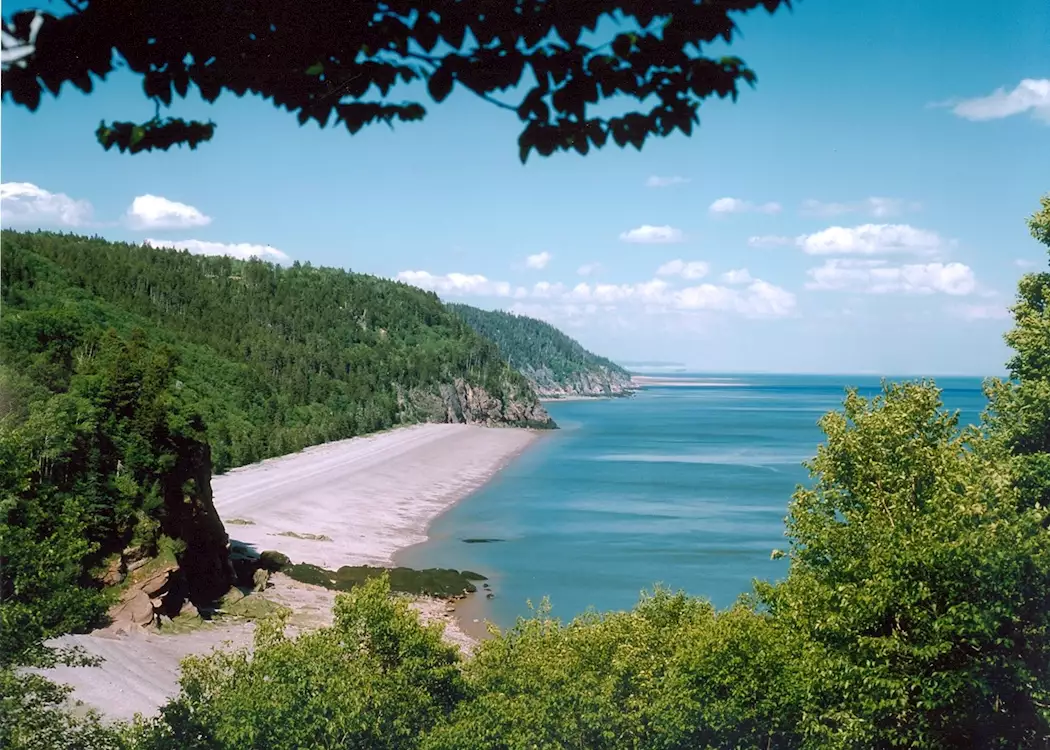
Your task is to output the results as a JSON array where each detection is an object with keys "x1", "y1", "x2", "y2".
[
  {"x1": 2, "y1": 1, "x2": 792, "y2": 161},
  {"x1": 0, "y1": 669, "x2": 127, "y2": 750},
  {"x1": 136, "y1": 578, "x2": 465, "y2": 750}
]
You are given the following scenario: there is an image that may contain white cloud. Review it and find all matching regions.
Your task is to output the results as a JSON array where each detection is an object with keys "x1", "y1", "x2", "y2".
[
  {"x1": 721, "y1": 268, "x2": 754, "y2": 284},
  {"x1": 525, "y1": 251, "x2": 552, "y2": 270},
  {"x1": 709, "y1": 197, "x2": 782, "y2": 215},
  {"x1": 805, "y1": 259, "x2": 976, "y2": 296},
  {"x1": 944, "y1": 78, "x2": 1050, "y2": 124},
  {"x1": 645, "y1": 175, "x2": 690, "y2": 188},
  {"x1": 619, "y1": 225, "x2": 684, "y2": 244},
  {"x1": 796, "y1": 224, "x2": 945, "y2": 256},
  {"x1": 577, "y1": 262, "x2": 602, "y2": 276},
  {"x1": 0, "y1": 182, "x2": 93, "y2": 227},
  {"x1": 951, "y1": 303, "x2": 1011, "y2": 321},
  {"x1": 397, "y1": 264, "x2": 795, "y2": 319},
  {"x1": 127, "y1": 194, "x2": 211, "y2": 229},
  {"x1": 567, "y1": 276, "x2": 794, "y2": 318},
  {"x1": 748, "y1": 235, "x2": 794, "y2": 248},
  {"x1": 1016, "y1": 258, "x2": 1041, "y2": 269},
  {"x1": 673, "y1": 280, "x2": 796, "y2": 318},
  {"x1": 801, "y1": 197, "x2": 917, "y2": 219},
  {"x1": 396, "y1": 270, "x2": 513, "y2": 298},
  {"x1": 569, "y1": 280, "x2": 671, "y2": 305},
  {"x1": 144, "y1": 238, "x2": 291, "y2": 264},
  {"x1": 656, "y1": 259, "x2": 709, "y2": 280},
  {"x1": 531, "y1": 281, "x2": 565, "y2": 298}
]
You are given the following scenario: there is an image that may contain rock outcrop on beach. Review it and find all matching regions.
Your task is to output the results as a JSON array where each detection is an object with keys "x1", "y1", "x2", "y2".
[
  {"x1": 160, "y1": 439, "x2": 235, "y2": 604},
  {"x1": 448, "y1": 303, "x2": 635, "y2": 400},
  {"x1": 104, "y1": 440, "x2": 233, "y2": 633}
]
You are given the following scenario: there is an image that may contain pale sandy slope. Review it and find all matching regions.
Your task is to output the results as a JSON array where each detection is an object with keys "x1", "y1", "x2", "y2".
[
  {"x1": 212, "y1": 423, "x2": 539, "y2": 568},
  {"x1": 34, "y1": 423, "x2": 540, "y2": 722}
]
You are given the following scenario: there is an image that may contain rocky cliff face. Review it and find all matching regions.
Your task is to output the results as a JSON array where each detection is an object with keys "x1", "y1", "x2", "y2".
[
  {"x1": 398, "y1": 377, "x2": 554, "y2": 428},
  {"x1": 522, "y1": 365, "x2": 636, "y2": 399}
]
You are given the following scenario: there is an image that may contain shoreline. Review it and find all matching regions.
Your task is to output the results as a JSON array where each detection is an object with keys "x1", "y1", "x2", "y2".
[
  {"x1": 211, "y1": 422, "x2": 543, "y2": 570},
  {"x1": 539, "y1": 392, "x2": 636, "y2": 403},
  {"x1": 630, "y1": 375, "x2": 745, "y2": 388},
  {"x1": 214, "y1": 420, "x2": 546, "y2": 648},
  {"x1": 389, "y1": 428, "x2": 548, "y2": 643},
  {"x1": 35, "y1": 422, "x2": 546, "y2": 721}
]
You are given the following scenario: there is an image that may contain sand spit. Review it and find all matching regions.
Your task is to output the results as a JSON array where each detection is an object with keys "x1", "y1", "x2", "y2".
[
  {"x1": 631, "y1": 375, "x2": 745, "y2": 387},
  {"x1": 34, "y1": 423, "x2": 540, "y2": 722},
  {"x1": 212, "y1": 423, "x2": 540, "y2": 569}
]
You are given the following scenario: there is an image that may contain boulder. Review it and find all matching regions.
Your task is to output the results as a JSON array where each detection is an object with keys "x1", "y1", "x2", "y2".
[
  {"x1": 252, "y1": 568, "x2": 270, "y2": 592},
  {"x1": 219, "y1": 586, "x2": 246, "y2": 608},
  {"x1": 110, "y1": 589, "x2": 156, "y2": 628},
  {"x1": 138, "y1": 564, "x2": 178, "y2": 599},
  {"x1": 258, "y1": 550, "x2": 291, "y2": 572}
]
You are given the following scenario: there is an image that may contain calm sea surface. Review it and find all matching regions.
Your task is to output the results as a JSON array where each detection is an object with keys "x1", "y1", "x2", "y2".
[{"x1": 398, "y1": 374, "x2": 990, "y2": 629}]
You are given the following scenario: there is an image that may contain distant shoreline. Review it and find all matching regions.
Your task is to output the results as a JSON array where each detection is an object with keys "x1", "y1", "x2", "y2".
[
  {"x1": 538, "y1": 392, "x2": 635, "y2": 403},
  {"x1": 631, "y1": 375, "x2": 744, "y2": 387}
]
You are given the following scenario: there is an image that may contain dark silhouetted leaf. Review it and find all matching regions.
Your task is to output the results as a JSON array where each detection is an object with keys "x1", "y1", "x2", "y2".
[{"x1": 2, "y1": 0, "x2": 791, "y2": 158}]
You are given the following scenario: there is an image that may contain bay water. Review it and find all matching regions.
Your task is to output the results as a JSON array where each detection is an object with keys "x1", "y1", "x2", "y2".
[{"x1": 398, "y1": 374, "x2": 990, "y2": 629}]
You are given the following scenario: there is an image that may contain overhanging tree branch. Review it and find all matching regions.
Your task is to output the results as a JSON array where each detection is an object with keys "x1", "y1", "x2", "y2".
[{"x1": 1, "y1": 0, "x2": 793, "y2": 161}]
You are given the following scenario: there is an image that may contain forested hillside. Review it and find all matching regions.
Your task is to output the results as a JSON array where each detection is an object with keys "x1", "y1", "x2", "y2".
[
  {"x1": 0, "y1": 231, "x2": 550, "y2": 661},
  {"x1": 3, "y1": 232, "x2": 552, "y2": 472},
  {"x1": 449, "y1": 304, "x2": 633, "y2": 398}
]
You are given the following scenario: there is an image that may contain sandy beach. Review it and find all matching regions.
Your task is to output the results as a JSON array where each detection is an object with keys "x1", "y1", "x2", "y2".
[
  {"x1": 33, "y1": 423, "x2": 540, "y2": 722},
  {"x1": 212, "y1": 423, "x2": 539, "y2": 568}
]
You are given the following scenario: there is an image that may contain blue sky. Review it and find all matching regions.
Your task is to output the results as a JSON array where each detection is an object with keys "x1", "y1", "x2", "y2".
[{"x1": 3, "y1": 0, "x2": 1048, "y2": 376}]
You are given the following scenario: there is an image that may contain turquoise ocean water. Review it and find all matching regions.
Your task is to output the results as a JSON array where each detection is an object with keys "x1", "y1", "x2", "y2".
[{"x1": 398, "y1": 374, "x2": 990, "y2": 629}]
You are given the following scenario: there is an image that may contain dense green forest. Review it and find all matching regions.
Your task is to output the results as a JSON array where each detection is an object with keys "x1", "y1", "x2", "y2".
[
  {"x1": 3, "y1": 232, "x2": 551, "y2": 471},
  {"x1": 4, "y1": 196, "x2": 1050, "y2": 749},
  {"x1": 0, "y1": 230, "x2": 549, "y2": 663},
  {"x1": 449, "y1": 304, "x2": 633, "y2": 398}
]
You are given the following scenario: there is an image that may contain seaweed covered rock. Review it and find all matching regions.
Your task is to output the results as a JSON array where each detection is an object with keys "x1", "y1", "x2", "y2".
[
  {"x1": 258, "y1": 550, "x2": 291, "y2": 572},
  {"x1": 284, "y1": 563, "x2": 486, "y2": 598}
]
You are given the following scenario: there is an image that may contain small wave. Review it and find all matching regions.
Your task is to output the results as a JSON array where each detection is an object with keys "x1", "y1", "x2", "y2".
[{"x1": 593, "y1": 451, "x2": 808, "y2": 467}]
